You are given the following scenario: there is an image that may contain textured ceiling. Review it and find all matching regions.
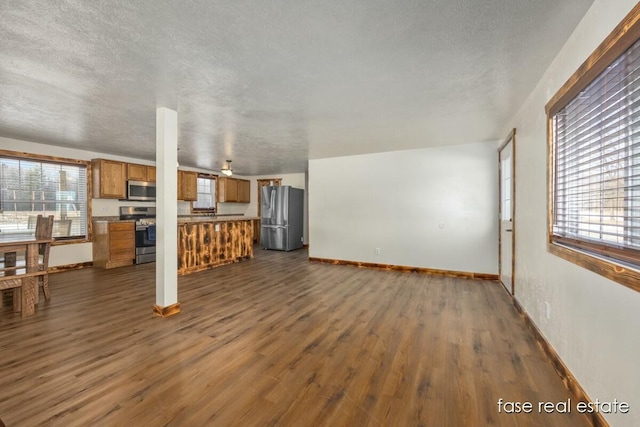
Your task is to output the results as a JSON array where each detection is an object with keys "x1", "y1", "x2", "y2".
[{"x1": 0, "y1": 0, "x2": 593, "y2": 175}]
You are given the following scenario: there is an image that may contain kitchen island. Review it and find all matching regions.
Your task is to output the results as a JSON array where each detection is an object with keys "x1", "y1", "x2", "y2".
[{"x1": 177, "y1": 216, "x2": 258, "y2": 275}]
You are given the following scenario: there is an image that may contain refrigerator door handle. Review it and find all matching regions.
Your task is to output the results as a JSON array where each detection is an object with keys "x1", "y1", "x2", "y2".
[
  {"x1": 262, "y1": 225, "x2": 287, "y2": 229},
  {"x1": 270, "y1": 188, "x2": 276, "y2": 217}
]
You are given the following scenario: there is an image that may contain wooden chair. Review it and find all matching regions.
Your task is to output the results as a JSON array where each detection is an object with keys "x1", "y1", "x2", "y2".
[
  {"x1": 0, "y1": 272, "x2": 44, "y2": 317},
  {"x1": 0, "y1": 276, "x2": 23, "y2": 313},
  {"x1": 0, "y1": 215, "x2": 50, "y2": 316},
  {"x1": 27, "y1": 215, "x2": 39, "y2": 230},
  {"x1": 53, "y1": 219, "x2": 72, "y2": 237},
  {"x1": 0, "y1": 216, "x2": 53, "y2": 308},
  {"x1": 35, "y1": 215, "x2": 54, "y2": 302}
]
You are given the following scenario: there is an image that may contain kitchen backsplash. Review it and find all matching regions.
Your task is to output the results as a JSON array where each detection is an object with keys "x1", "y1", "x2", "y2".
[
  {"x1": 91, "y1": 199, "x2": 191, "y2": 217},
  {"x1": 177, "y1": 202, "x2": 191, "y2": 215},
  {"x1": 91, "y1": 198, "x2": 151, "y2": 217},
  {"x1": 216, "y1": 202, "x2": 250, "y2": 216},
  {"x1": 92, "y1": 199, "x2": 252, "y2": 218}
]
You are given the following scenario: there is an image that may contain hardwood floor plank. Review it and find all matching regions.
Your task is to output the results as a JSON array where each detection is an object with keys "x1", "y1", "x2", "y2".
[{"x1": 0, "y1": 248, "x2": 591, "y2": 426}]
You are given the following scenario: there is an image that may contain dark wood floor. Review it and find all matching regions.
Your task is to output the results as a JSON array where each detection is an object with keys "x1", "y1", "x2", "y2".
[{"x1": 0, "y1": 249, "x2": 589, "y2": 426}]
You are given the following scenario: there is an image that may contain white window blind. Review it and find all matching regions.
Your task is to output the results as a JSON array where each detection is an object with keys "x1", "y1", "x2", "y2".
[
  {"x1": 0, "y1": 156, "x2": 88, "y2": 239},
  {"x1": 551, "y1": 36, "x2": 640, "y2": 266}
]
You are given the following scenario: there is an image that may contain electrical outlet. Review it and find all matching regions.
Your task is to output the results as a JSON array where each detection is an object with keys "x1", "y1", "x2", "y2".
[
  {"x1": 375, "y1": 248, "x2": 381, "y2": 255},
  {"x1": 545, "y1": 301, "x2": 551, "y2": 319}
]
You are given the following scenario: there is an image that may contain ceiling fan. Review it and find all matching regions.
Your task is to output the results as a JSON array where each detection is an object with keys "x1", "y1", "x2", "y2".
[{"x1": 221, "y1": 160, "x2": 233, "y2": 176}]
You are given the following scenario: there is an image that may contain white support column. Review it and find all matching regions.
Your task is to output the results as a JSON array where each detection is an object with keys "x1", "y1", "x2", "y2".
[{"x1": 154, "y1": 107, "x2": 180, "y2": 317}]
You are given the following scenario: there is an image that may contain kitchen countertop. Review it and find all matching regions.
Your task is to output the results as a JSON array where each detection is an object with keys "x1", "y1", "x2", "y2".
[
  {"x1": 178, "y1": 216, "x2": 259, "y2": 223},
  {"x1": 92, "y1": 216, "x2": 134, "y2": 223}
]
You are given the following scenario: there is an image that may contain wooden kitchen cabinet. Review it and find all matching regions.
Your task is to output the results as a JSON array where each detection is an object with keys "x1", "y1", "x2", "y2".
[
  {"x1": 92, "y1": 159, "x2": 127, "y2": 199},
  {"x1": 178, "y1": 219, "x2": 254, "y2": 275},
  {"x1": 127, "y1": 163, "x2": 146, "y2": 181},
  {"x1": 178, "y1": 170, "x2": 198, "y2": 201},
  {"x1": 146, "y1": 166, "x2": 156, "y2": 182},
  {"x1": 218, "y1": 177, "x2": 238, "y2": 202},
  {"x1": 127, "y1": 163, "x2": 156, "y2": 182},
  {"x1": 218, "y1": 177, "x2": 250, "y2": 203},
  {"x1": 237, "y1": 179, "x2": 250, "y2": 203},
  {"x1": 92, "y1": 221, "x2": 135, "y2": 269}
]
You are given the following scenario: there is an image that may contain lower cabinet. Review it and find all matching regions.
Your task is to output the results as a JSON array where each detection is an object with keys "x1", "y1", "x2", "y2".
[
  {"x1": 253, "y1": 218, "x2": 260, "y2": 243},
  {"x1": 93, "y1": 221, "x2": 135, "y2": 269},
  {"x1": 177, "y1": 220, "x2": 254, "y2": 274}
]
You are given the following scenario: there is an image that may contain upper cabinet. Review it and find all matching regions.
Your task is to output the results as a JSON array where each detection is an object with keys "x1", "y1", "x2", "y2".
[
  {"x1": 93, "y1": 159, "x2": 159, "y2": 199},
  {"x1": 127, "y1": 163, "x2": 156, "y2": 182},
  {"x1": 178, "y1": 170, "x2": 198, "y2": 201},
  {"x1": 91, "y1": 160, "x2": 216, "y2": 202},
  {"x1": 92, "y1": 159, "x2": 126, "y2": 199},
  {"x1": 146, "y1": 166, "x2": 156, "y2": 182},
  {"x1": 218, "y1": 177, "x2": 238, "y2": 202},
  {"x1": 237, "y1": 179, "x2": 250, "y2": 203},
  {"x1": 218, "y1": 177, "x2": 250, "y2": 203}
]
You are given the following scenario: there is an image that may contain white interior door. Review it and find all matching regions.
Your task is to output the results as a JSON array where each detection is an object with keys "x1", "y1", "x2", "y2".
[{"x1": 499, "y1": 134, "x2": 515, "y2": 294}]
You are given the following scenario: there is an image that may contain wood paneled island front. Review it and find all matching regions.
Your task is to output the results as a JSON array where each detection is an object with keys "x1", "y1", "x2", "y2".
[{"x1": 177, "y1": 216, "x2": 257, "y2": 275}]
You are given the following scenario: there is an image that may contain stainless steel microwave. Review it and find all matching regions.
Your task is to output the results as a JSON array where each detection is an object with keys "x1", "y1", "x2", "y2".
[{"x1": 127, "y1": 180, "x2": 156, "y2": 201}]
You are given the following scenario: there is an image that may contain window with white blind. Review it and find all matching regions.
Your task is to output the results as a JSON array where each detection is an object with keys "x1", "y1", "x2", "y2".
[
  {"x1": 551, "y1": 37, "x2": 640, "y2": 267},
  {"x1": 193, "y1": 175, "x2": 216, "y2": 211},
  {"x1": 0, "y1": 154, "x2": 89, "y2": 241},
  {"x1": 547, "y1": 4, "x2": 640, "y2": 292}
]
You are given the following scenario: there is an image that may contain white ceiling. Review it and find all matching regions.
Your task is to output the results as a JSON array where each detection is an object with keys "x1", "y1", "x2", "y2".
[{"x1": 0, "y1": 0, "x2": 593, "y2": 175}]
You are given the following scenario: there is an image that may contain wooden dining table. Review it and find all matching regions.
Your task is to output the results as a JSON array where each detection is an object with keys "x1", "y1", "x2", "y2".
[{"x1": 0, "y1": 233, "x2": 50, "y2": 317}]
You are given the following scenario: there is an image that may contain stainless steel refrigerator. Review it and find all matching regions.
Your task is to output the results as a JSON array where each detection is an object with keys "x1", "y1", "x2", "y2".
[{"x1": 261, "y1": 186, "x2": 304, "y2": 251}]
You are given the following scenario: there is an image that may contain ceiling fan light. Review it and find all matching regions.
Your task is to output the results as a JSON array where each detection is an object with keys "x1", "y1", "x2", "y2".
[{"x1": 221, "y1": 160, "x2": 233, "y2": 176}]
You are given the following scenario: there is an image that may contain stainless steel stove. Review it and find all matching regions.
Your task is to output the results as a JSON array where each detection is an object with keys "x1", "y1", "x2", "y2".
[{"x1": 119, "y1": 206, "x2": 156, "y2": 264}]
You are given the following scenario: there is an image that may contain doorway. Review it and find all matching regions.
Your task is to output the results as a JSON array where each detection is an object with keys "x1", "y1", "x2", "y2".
[{"x1": 498, "y1": 129, "x2": 516, "y2": 294}]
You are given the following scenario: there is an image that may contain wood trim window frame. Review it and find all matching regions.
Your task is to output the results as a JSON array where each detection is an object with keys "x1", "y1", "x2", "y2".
[
  {"x1": 191, "y1": 173, "x2": 218, "y2": 213},
  {"x1": 545, "y1": 4, "x2": 640, "y2": 293},
  {"x1": 0, "y1": 148, "x2": 93, "y2": 244}
]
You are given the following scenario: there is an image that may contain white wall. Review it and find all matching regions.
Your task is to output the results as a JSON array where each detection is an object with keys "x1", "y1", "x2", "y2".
[
  {"x1": 511, "y1": 1, "x2": 640, "y2": 426},
  {"x1": 308, "y1": 141, "x2": 498, "y2": 274}
]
